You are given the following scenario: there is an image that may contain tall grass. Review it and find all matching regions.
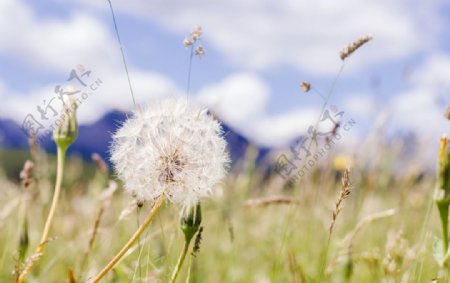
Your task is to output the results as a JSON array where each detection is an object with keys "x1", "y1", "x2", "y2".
[{"x1": 0, "y1": 140, "x2": 446, "y2": 282}]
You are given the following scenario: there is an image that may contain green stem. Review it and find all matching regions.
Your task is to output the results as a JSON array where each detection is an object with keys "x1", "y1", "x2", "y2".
[
  {"x1": 185, "y1": 254, "x2": 194, "y2": 283},
  {"x1": 40, "y1": 147, "x2": 66, "y2": 246},
  {"x1": 170, "y1": 238, "x2": 192, "y2": 283},
  {"x1": 438, "y1": 200, "x2": 450, "y2": 258},
  {"x1": 17, "y1": 146, "x2": 66, "y2": 283}
]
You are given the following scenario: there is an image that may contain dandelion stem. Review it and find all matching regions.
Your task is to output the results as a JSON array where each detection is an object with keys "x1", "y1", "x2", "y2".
[
  {"x1": 91, "y1": 195, "x2": 165, "y2": 283},
  {"x1": 41, "y1": 147, "x2": 66, "y2": 248},
  {"x1": 170, "y1": 238, "x2": 191, "y2": 283},
  {"x1": 185, "y1": 254, "x2": 194, "y2": 283},
  {"x1": 17, "y1": 146, "x2": 67, "y2": 283}
]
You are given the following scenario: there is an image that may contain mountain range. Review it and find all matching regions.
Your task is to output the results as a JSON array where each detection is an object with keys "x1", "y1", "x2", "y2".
[{"x1": 0, "y1": 111, "x2": 272, "y2": 167}]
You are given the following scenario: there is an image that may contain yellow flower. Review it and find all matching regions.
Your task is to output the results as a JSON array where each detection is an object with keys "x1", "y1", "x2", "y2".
[{"x1": 333, "y1": 155, "x2": 353, "y2": 171}]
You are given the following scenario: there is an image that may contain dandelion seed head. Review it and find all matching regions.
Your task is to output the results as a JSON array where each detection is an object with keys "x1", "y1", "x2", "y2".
[{"x1": 111, "y1": 97, "x2": 229, "y2": 206}]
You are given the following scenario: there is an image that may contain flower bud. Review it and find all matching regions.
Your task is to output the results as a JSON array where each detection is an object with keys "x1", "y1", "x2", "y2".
[
  {"x1": 180, "y1": 203, "x2": 202, "y2": 242},
  {"x1": 437, "y1": 136, "x2": 450, "y2": 199},
  {"x1": 53, "y1": 100, "x2": 78, "y2": 150}
]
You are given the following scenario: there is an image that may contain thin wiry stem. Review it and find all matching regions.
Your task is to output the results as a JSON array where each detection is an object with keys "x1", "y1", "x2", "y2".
[
  {"x1": 17, "y1": 147, "x2": 67, "y2": 283},
  {"x1": 107, "y1": 0, "x2": 137, "y2": 108},
  {"x1": 91, "y1": 195, "x2": 165, "y2": 283},
  {"x1": 80, "y1": 206, "x2": 105, "y2": 276},
  {"x1": 270, "y1": 62, "x2": 346, "y2": 280},
  {"x1": 414, "y1": 196, "x2": 436, "y2": 280},
  {"x1": 170, "y1": 239, "x2": 191, "y2": 283},
  {"x1": 186, "y1": 44, "x2": 195, "y2": 99}
]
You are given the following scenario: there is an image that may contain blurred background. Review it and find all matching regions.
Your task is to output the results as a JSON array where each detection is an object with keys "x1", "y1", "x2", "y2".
[
  {"x1": 1, "y1": 1, "x2": 450, "y2": 282},
  {"x1": 0, "y1": 0, "x2": 449, "y2": 170}
]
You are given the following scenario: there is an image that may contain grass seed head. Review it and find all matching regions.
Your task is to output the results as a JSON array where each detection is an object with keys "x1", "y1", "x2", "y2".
[
  {"x1": 300, "y1": 82, "x2": 311, "y2": 92},
  {"x1": 339, "y1": 35, "x2": 373, "y2": 60},
  {"x1": 183, "y1": 38, "x2": 193, "y2": 47},
  {"x1": 191, "y1": 26, "x2": 202, "y2": 41},
  {"x1": 195, "y1": 45, "x2": 205, "y2": 57},
  {"x1": 19, "y1": 160, "x2": 34, "y2": 188},
  {"x1": 329, "y1": 168, "x2": 352, "y2": 235}
]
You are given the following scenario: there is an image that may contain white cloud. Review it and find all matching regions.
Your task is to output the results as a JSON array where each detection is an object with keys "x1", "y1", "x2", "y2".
[
  {"x1": 252, "y1": 110, "x2": 317, "y2": 147},
  {"x1": 197, "y1": 73, "x2": 317, "y2": 147},
  {"x1": 0, "y1": 0, "x2": 117, "y2": 73},
  {"x1": 340, "y1": 92, "x2": 378, "y2": 134},
  {"x1": 412, "y1": 53, "x2": 450, "y2": 88},
  {"x1": 0, "y1": 0, "x2": 185, "y2": 121},
  {"x1": 80, "y1": 0, "x2": 443, "y2": 75},
  {"x1": 389, "y1": 54, "x2": 450, "y2": 139},
  {"x1": 384, "y1": 86, "x2": 448, "y2": 168},
  {"x1": 388, "y1": 87, "x2": 448, "y2": 139},
  {"x1": 0, "y1": 0, "x2": 182, "y2": 125},
  {"x1": 0, "y1": 68, "x2": 182, "y2": 125},
  {"x1": 197, "y1": 73, "x2": 269, "y2": 126}
]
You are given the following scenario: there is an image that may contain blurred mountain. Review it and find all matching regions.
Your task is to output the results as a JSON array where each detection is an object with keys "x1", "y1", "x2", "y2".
[
  {"x1": 0, "y1": 111, "x2": 271, "y2": 166},
  {"x1": 0, "y1": 118, "x2": 30, "y2": 148}
]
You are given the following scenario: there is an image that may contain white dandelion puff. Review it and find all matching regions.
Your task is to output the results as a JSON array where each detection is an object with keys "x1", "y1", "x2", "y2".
[{"x1": 110, "y1": 97, "x2": 229, "y2": 206}]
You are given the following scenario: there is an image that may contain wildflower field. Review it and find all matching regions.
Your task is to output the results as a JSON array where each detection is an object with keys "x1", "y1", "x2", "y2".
[
  {"x1": 1, "y1": 1, "x2": 450, "y2": 283},
  {"x1": 1, "y1": 124, "x2": 450, "y2": 282}
]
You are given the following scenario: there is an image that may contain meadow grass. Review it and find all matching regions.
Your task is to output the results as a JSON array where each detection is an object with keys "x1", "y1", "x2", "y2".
[{"x1": 0, "y1": 143, "x2": 444, "y2": 282}]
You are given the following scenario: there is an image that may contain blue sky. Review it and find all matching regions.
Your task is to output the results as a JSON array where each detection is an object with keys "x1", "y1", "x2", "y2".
[{"x1": 0, "y1": 0, "x2": 449, "y2": 153}]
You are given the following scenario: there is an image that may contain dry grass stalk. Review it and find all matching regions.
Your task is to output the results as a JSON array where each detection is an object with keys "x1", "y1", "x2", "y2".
[
  {"x1": 91, "y1": 153, "x2": 108, "y2": 174},
  {"x1": 325, "y1": 209, "x2": 396, "y2": 276},
  {"x1": 67, "y1": 267, "x2": 76, "y2": 283},
  {"x1": 80, "y1": 181, "x2": 117, "y2": 273},
  {"x1": 88, "y1": 207, "x2": 104, "y2": 250},
  {"x1": 79, "y1": 207, "x2": 105, "y2": 273},
  {"x1": 341, "y1": 209, "x2": 396, "y2": 246},
  {"x1": 244, "y1": 196, "x2": 301, "y2": 207},
  {"x1": 91, "y1": 195, "x2": 166, "y2": 283},
  {"x1": 382, "y1": 231, "x2": 416, "y2": 280},
  {"x1": 329, "y1": 169, "x2": 352, "y2": 235},
  {"x1": 16, "y1": 252, "x2": 43, "y2": 281},
  {"x1": 287, "y1": 250, "x2": 307, "y2": 283},
  {"x1": 19, "y1": 160, "x2": 34, "y2": 189},
  {"x1": 0, "y1": 197, "x2": 21, "y2": 224}
]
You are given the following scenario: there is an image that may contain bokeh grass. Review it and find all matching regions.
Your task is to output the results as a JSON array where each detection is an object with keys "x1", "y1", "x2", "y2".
[{"x1": 0, "y1": 145, "x2": 445, "y2": 282}]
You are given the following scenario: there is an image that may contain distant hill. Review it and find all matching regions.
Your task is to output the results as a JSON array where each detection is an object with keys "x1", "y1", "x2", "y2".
[{"x1": 0, "y1": 111, "x2": 271, "y2": 166}]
